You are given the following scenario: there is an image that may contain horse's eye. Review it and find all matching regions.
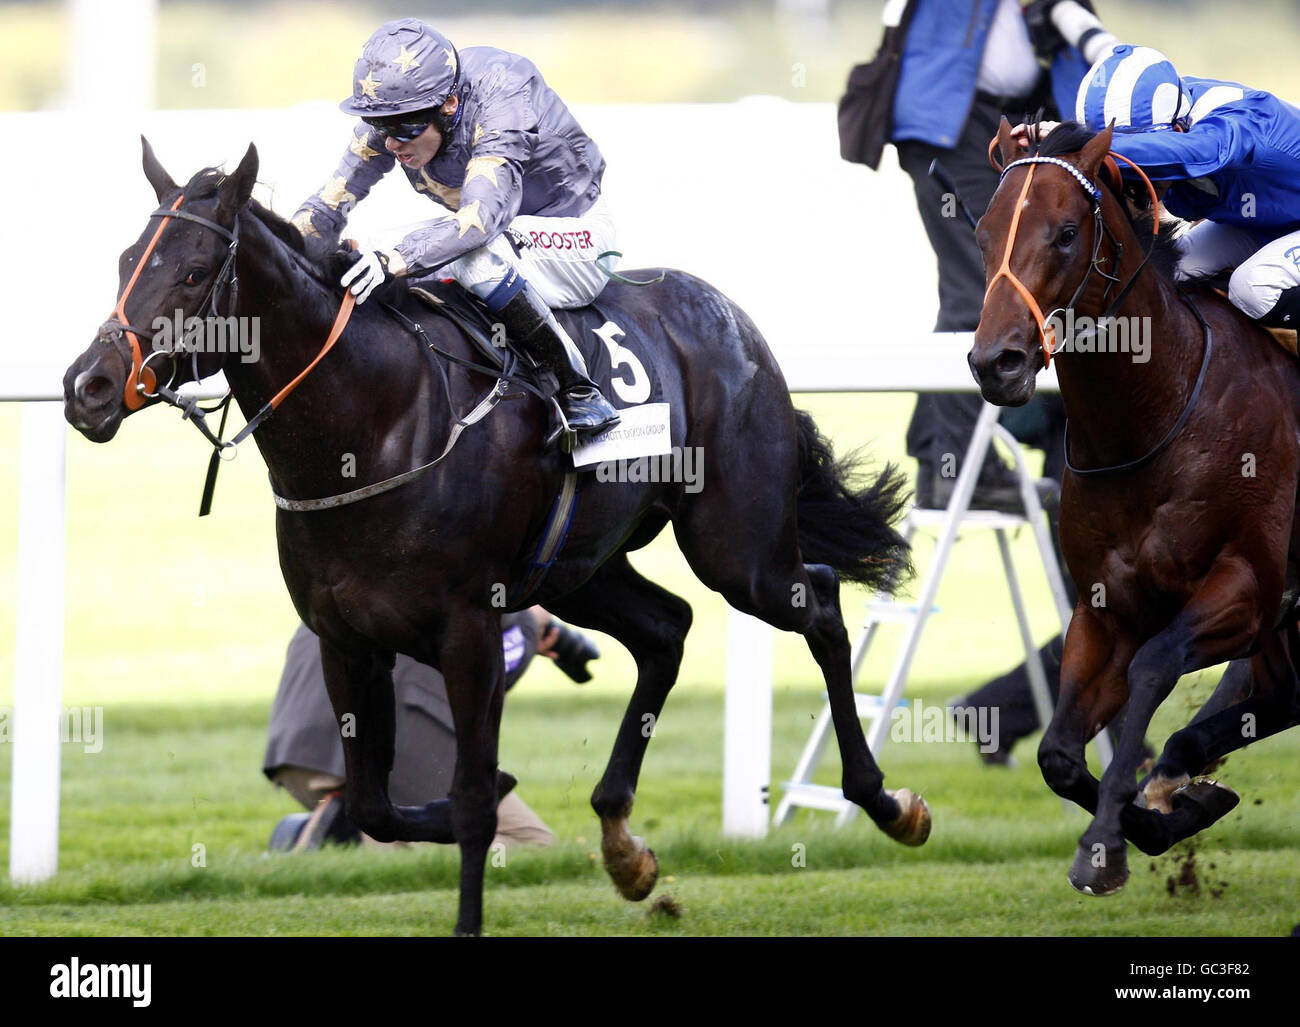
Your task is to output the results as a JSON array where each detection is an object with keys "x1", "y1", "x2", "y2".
[
  {"x1": 184, "y1": 268, "x2": 205, "y2": 287},
  {"x1": 1057, "y1": 226, "x2": 1078, "y2": 247}
]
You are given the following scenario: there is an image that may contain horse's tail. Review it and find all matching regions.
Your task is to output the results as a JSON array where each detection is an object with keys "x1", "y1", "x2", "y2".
[{"x1": 794, "y1": 409, "x2": 913, "y2": 594}]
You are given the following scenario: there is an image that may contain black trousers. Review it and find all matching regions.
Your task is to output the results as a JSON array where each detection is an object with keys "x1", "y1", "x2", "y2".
[
  {"x1": 964, "y1": 398, "x2": 1080, "y2": 749},
  {"x1": 897, "y1": 93, "x2": 1078, "y2": 749},
  {"x1": 898, "y1": 93, "x2": 1037, "y2": 480}
]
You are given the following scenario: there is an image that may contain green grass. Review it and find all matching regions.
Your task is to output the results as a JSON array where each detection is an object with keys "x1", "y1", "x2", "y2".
[
  {"x1": 1, "y1": 683, "x2": 1296, "y2": 936},
  {"x1": 1, "y1": 383, "x2": 1297, "y2": 936}
]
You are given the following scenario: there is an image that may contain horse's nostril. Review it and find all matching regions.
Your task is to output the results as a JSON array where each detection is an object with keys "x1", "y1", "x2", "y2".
[
  {"x1": 994, "y1": 349, "x2": 1027, "y2": 376},
  {"x1": 74, "y1": 370, "x2": 114, "y2": 405}
]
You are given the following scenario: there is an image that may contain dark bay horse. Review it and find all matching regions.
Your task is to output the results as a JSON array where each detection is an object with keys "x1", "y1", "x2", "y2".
[
  {"x1": 969, "y1": 119, "x2": 1300, "y2": 896},
  {"x1": 62, "y1": 140, "x2": 930, "y2": 934}
]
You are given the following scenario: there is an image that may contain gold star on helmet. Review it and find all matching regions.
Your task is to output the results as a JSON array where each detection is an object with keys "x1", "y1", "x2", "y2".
[
  {"x1": 417, "y1": 169, "x2": 461, "y2": 209},
  {"x1": 444, "y1": 48, "x2": 458, "y2": 76},
  {"x1": 453, "y1": 199, "x2": 485, "y2": 238},
  {"x1": 319, "y1": 176, "x2": 357, "y2": 211},
  {"x1": 290, "y1": 210, "x2": 320, "y2": 238},
  {"x1": 358, "y1": 71, "x2": 380, "y2": 99},
  {"x1": 392, "y1": 45, "x2": 421, "y2": 74},
  {"x1": 464, "y1": 155, "x2": 506, "y2": 188},
  {"x1": 349, "y1": 132, "x2": 381, "y2": 161}
]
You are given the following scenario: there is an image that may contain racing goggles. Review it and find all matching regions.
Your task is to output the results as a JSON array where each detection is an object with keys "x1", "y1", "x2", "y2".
[{"x1": 364, "y1": 116, "x2": 435, "y2": 143}]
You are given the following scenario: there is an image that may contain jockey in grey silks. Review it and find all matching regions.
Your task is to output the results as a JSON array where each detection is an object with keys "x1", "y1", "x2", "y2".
[{"x1": 292, "y1": 17, "x2": 621, "y2": 438}]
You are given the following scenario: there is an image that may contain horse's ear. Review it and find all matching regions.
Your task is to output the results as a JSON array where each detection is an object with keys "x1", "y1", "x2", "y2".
[
  {"x1": 141, "y1": 135, "x2": 176, "y2": 201},
  {"x1": 217, "y1": 143, "x2": 259, "y2": 213},
  {"x1": 995, "y1": 117, "x2": 1018, "y2": 169},
  {"x1": 1077, "y1": 123, "x2": 1115, "y2": 181}
]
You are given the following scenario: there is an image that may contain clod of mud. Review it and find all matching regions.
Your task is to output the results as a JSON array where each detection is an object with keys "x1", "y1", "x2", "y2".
[{"x1": 647, "y1": 894, "x2": 682, "y2": 919}]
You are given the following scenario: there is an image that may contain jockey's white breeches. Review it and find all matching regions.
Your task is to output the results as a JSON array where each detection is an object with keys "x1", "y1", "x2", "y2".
[
  {"x1": 1174, "y1": 220, "x2": 1300, "y2": 318},
  {"x1": 440, "y1": 195, "x2": 618, "y2": 310}
]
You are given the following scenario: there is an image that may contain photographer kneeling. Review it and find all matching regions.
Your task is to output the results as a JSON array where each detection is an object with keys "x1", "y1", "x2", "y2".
[{"x1": 263, "y1": 606, "x2": 599, "y2": 852}]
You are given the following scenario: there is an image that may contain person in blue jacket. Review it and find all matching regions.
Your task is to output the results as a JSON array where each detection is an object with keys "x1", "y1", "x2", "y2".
[
  {"x1": 884, "y1": 0, "x2": 1123, "y2": 763},
  {"x1": 1068, "y1": 43, "x2": 1300, "y2": 329},
  {"x1": 890, "y1": 0, "x2": 1114, "y2": 513}
]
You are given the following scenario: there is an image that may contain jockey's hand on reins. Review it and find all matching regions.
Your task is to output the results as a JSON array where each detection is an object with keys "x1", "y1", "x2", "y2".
[
  {"x1": 335, "y1": 249, "x2": 397, "y2": 304},
  {"x1": 1009, "y1": 121, "x2": 1060, "y2": 152}
]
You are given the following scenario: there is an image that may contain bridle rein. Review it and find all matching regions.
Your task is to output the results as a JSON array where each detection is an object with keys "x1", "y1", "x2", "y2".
[
  {"x1": 96, "y1": 190, "x2": 520, "y2": 514},
  {"x1": 99, "y1": 191, "x2": 355, "y2": 453}
]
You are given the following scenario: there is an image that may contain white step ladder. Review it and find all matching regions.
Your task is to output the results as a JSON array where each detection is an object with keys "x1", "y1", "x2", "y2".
[{"x1": 773, "y1": 402, "x2": 1112, "y2": 827}]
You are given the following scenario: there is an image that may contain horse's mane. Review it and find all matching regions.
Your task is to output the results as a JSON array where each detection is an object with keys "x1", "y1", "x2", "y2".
[
  {"x1": 182, "y1": 165, "x2": 333, "y2": 281},
  {"x1": 1032, "y1": 121, "x2": 1198, "y2": 287}
]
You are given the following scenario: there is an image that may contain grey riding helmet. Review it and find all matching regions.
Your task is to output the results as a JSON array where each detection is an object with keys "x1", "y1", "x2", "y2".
[{"x1": 338, "y1": 18, "x2": 461, "y2": 118}]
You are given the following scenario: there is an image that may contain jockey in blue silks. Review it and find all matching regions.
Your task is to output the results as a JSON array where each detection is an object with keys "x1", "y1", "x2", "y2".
[
  {"x1": 293, "y1": 18, "x2": 621, "y2": 438},
  {"x1": 1073, "y1": 43, "x2": 1300, "y2": 330}
]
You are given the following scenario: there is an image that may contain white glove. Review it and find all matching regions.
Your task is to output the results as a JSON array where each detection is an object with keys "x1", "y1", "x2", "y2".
[{"x1": 340, "y1": 250, "x2": 392, "y2": 304}]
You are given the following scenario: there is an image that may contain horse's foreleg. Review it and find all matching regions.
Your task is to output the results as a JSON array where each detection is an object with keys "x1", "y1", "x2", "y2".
[
  {"x1": 439, "y1": 606, "x2": 506, "y2": 937},
  {"x1": 545, "y1": 554, "x2": 692, "y2": 902},
  {"x1": 1071, "y1": 562, "x2": 1260, "y2": 897},
  {"x1": 318, "y1": 636, "x2": 457, "y2": 844},
  {"x1": 1038, "y1": 604, "x2": 1130, "y2": 815}
]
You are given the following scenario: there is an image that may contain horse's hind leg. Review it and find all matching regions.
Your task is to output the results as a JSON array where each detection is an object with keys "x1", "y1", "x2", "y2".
[
  {"x1": 1139, "y1": 658, "x2": 1251, "y2": 811},
  {"x1": 1143, "y1": 629, "x2": 1300, "y2": 812},
  {"x1": 543, "y1": 553, "x2": 692, "y2": 901},
  {"x1": 801, "y1": 561, "x2": 930, "y2": 841},
  {"x1": 672, "y1": 502, "x2": 929, "y2": 844}
]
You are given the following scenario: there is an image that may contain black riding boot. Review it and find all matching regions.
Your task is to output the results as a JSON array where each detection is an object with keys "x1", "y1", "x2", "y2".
[
  {"x1": 496, "y1": 285, "x2": 621, "y2": 438},
  {"x1": 1259, "y1": 284, "x2": 1300, "y2": 330}
]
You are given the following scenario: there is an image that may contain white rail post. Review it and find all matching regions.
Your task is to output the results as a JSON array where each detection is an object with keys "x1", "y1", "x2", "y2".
[
  {"x1": 722, "y1": 611, "x2": 773, "y2": 837},
  {"x1": 9, "y1": 402, "x2": 67, "y2": 883}
]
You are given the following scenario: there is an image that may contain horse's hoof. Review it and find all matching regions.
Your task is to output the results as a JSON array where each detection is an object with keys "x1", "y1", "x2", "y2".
[
  {"x1": 1171, "y1": 778, "x2": 1240, "y2": 827},
  {"x1": 1138, "y1": 772, "x2": 1190, "y2": 814},
  {"x1": 604, "y1": 836, "x2": 659, "y2": 902},
  {"x1": 882, "y1": 788, "x2": 931, "y2": 847},
  {"x1": 1068, "y1": 842, "x2": 1129, "y2": 896}
]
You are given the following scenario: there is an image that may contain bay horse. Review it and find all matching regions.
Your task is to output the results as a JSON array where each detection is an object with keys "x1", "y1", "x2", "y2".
[
  {"x1": 62, "y1": 140, "x2": 930, "y2": 934},
  {"x1": 969, "y1": 118, "x2": 1300, "y2": 896}
]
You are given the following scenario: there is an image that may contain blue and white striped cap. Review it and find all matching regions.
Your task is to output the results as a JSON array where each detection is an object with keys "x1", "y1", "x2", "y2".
[{"x1": 1075, "y1": 43, "x2": 1190, "y2": 133}]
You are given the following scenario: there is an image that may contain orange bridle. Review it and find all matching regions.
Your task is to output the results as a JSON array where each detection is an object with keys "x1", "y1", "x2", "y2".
[
  {"x1": 101, "y1": 193, "x2": 356, "y2": 438},
  {"x1": 984, "y1": 164, "x2": 1061, "y2": 365},
  {"x1": 109, "y1": 195, "x2": 185, "y2": 409},
  {"x1": 983, "y1": 147, "x2": 1161, "y2": 368}
]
